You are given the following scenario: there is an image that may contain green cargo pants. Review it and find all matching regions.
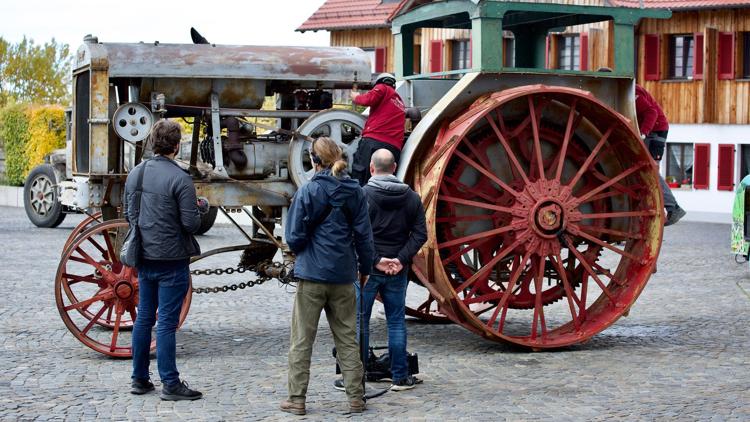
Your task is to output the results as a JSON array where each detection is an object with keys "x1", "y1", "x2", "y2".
[{"x1": 287, "y1": 279, "x2": 364, "y2": 403}]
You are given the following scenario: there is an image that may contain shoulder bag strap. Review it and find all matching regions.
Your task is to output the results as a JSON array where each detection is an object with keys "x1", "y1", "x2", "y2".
[{"x1": 133, "y1": 161, "x2": 148, "y2": 227}]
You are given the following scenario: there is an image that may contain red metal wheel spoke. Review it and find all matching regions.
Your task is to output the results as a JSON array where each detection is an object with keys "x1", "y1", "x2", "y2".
[
  {"x1": 591, "y1": 169, "x2": 639, "y2": 197},
  {"x1": 531, "y1": 256, "x2": 548, "y2": 339},
  {"x1": 584, "y1": 189, "x2": 627, "y2": 203},
  {"x1": 553, "y1": 99, "x2": 580, "y2": 182},
  {"x1": 486, "y1": 252, "x2": 531, "y2": 330},
  {"x1": 110, "y1": 307, "x2": 123, "y2": 353},
  {"x1": 102, "y1": 230, "x2": 119, "y2": 263},
  {"x1": 441, "y1": 238, "x2": 492, "y2": 265},
  {"x1": 577, "y1": 210, "x2": 656, "y2": 220},
  {"x1": 86, "y1": 236, "x2": 108, "y2": 257},
  {"x1": 127, "y1": 304, "x2": 138, "y2": 324},
  {"x1": 564, "y1": 237, "x2": 617, "y2": 305},
  {"x1": 73, "y1": 247, "x2": 112, "y2": 278},
  {"x1": 68, "y1": 256, "x2": 89, "y2": 264},
  {"x1": 438, "y1": 225, "x2": 517, "y2": 249},
  {"x1": 507, "y1": 98, "x2": 549, "y2": 140},
  {"x1": 436, "y1": 214, "x2": 496, "y2": 223},
  {"x1": 578, "y1": 225, "x2": 643, "y2": 240},
  {"x1": 575, "y1": 162, "x2": 648, "y2": 205},
  {"x1": 453, "y1": 150, "x2": 520, "y2": 197},
  {"x1": 454, "y1": 236, "x2": 527, "y2": 293},
  {"x1": 105, "y1": 302, "x2": 114, "y2": 324},
  {"x1": 442, "y1": 175, "x2": 498, "y2": 202},
  {"x1": 495, "y1": 109, "x2": 509, "y2": 135},
  {"x1": 417, "y1": 297, "x2": 436, "y2": 313},
  {"x1": 465, "y1": 276, "x2": 487, "y2": 300},
  {"x1": 63, "y1": 273, "x2": 101, "y2": 285},
  {"x1": 567, "y1": 126, "x2": 614, "y2": 189},
  {"x1": 81, "y1": 303, "x2": 111, "y2": 336},
  {"x1": 571, "y1": 229, "x2": 642, "y2": 263},
  {"x1": 550, "y1": 253, "x2": 581, "y2": 330},
  {"x1": 485, "y1": 116, "x2": 530, "y2": 185},
  {"x1": 63, "y1": 290, "x2": 113, "y2": 312},
  {"x1": 528, "y1": 97, "x2": 545, "y2": 180},
  {"x1": 462, "y1": 136, "x2": 495, "y2": 173},
  {"x1": 590, "y1": 261, "x2": 625, "y2": 286},
  {"x1": 438, "y1": 195, "x2": 514, "y2": 214}
]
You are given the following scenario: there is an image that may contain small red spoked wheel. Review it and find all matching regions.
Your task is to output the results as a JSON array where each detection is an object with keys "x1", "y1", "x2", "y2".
[
  {"x1": 55, "y1": 219, "x2": 192, "y2": 357},
  {"x1": 415, "y1": 86, "x2": 663, "y2": 349},
  {"x1": 62, "y1": 212, "x2": 103, "y2": 256}
]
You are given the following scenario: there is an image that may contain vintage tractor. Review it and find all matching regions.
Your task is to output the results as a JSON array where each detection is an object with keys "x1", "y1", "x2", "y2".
[{"x1": 55, "y1": 0, "x2": 670, "y2": 357}]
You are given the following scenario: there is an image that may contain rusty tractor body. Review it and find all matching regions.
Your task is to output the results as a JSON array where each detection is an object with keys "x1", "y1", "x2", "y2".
[{"x1": 56, "y1": 1, "x2": 672, "y2": 357}]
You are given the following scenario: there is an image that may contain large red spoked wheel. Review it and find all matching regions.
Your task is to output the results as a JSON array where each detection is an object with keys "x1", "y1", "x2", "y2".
[
  {"x1": 55, "y1": 219, "x2": 192, "y2": 357},
  {"x1": 413, "y1": 85, "x2": 663, "y2": 349}
]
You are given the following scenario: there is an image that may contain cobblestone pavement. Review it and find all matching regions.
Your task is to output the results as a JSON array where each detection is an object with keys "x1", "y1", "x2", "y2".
[{"x1": 0, "y1": 205, "x2": 748, "y2": 421}]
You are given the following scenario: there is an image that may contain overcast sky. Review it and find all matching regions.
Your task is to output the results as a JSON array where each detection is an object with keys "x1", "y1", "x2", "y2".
[{"x1": 0, "y1": 0, "x2": 330, "y2": 51}]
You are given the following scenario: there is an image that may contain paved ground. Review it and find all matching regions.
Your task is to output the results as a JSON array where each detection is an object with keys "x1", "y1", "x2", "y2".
[{"x1": 0, "y1": 205, "x2": 748, "y2": 421}]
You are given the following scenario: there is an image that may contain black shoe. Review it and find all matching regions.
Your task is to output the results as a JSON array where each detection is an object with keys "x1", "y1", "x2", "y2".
[
  {"x1": 333, "y1": 378, "x2": 345, "y2": 391},
  {"x1": 390, "y1": 375, "x2": 422, "y2": 391},
  {"x1": 160, "y1": 380, "x2": 203, "y2": 401},
  {"x1": 130, "y1": 378, "x2": 154, "y2": 395},
  {"x1": 666, "y1": 206, "x2": 686, "y2": 226}
]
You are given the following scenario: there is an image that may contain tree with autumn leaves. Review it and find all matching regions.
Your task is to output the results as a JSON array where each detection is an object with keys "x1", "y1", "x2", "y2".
[
  {"x1": 0, "y1": 36, "x2": 70, "y2": 185},
  {"x1": 0, "y1": 36, "x2": 71, "y2": 106}
]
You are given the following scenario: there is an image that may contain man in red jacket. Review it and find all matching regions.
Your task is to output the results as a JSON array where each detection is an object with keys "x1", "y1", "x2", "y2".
[
  {"x1": 636, "y1": 84, "x2": 686, "y2": 226},
  {"x1": 351, "y1": 73, "x2": 406, "y2": 186}
]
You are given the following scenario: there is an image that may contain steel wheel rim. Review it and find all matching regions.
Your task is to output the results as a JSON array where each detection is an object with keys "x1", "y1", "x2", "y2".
[
  {"x1": 289, "y1": 109, "x2": 366, "y2": 187},
  {"x1": 29, "y1": 174, "x2": 55, "y2": 216},
  {"x1": 55, "y1": 219, "x2": 192, "y2": 357},
  {"x1": 416, "y1": 86, "x2": 663, "y2": 348}
]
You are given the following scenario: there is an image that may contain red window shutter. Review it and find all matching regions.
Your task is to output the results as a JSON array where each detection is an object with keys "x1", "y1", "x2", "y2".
[
  {"x1": 644, "y1": 34, "x2": 661, "y2": 81},
  {"x1": 693, "y1": 33, "x2": 704, "y2": 80},
  {"x1": 717, "y1": 144, "x2": 736, "y2": 191},
  {"x1": 430, "y1": 40, "x2": 443, "y2": 73},
  {"x1": 693, "y1": 143, "x2": 710, "y2": 189},
  {"x1": 580, "y1": 32, "x2": 589, "y2": 71},
  {"x1": 374, "y1": 47, "x2": 387, "y2": 73},
  {"x1": 718, "y1": 32, "x2": 735, "y2": 80}
]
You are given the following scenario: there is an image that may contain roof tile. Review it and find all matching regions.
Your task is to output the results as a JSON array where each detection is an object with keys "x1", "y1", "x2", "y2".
[{"x1": 297, "y1": 0, "x2": 405, "y2": 31}]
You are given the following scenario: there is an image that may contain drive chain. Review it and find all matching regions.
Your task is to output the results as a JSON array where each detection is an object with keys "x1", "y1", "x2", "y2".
[{"x1": 189, "y1": 260, "x2": 295, "y2": 294}]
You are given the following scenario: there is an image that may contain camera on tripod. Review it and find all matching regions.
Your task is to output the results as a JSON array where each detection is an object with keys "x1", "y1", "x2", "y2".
[{"x1": 332, "y1": 346, "x2": 419, "y2": 382}]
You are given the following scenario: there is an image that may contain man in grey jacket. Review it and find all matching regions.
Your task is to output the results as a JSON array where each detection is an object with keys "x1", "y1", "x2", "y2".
[{"x1": 125, "y1": 120, "x2": 206, "y2": 401}]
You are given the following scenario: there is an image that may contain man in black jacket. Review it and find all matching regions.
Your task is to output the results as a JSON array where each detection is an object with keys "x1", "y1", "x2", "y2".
[
  {"x1": 349, "y1": 148, "x2": 427, "y2": 391},
  {"x1": 125, "y1": 120, "x2": 205, "y2": 401}
]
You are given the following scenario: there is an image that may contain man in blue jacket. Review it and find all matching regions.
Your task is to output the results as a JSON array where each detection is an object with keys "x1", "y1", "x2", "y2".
[{"x1": 281, "y1": 137, "x2": 374, "y2": 416}]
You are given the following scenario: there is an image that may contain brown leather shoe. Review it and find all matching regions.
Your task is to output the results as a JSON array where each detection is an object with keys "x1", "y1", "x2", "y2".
[
  {"x1": 280, "y1": 400, "x2": 306, "y2": 415},
  {"x1": 349, "y1": 399, "x2": 366, "y2": 413}
]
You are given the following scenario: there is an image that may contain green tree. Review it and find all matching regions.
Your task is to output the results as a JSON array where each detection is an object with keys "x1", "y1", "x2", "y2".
[
  {"x1": 0, "y1": 37, "x2": 9, "y2": 106},
  {"x1": 0, "y1": 36, "x2": 71, "y2": 106}
]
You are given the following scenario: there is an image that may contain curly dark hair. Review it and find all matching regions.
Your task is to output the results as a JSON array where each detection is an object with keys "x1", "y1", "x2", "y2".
[{"x1": 150, "y1": 120, "x2": 182, "y2": 155}]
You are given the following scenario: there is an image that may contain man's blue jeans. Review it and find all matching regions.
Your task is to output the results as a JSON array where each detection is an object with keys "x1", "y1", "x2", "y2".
[
  {"x1": 356, "y1": 271, "x2": 409, "y2": 382},
  {"x1": 131, "y1": 260, "x2": 189, "y2": 387}
]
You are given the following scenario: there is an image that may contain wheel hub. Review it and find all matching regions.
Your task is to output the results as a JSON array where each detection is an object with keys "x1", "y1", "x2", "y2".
[
  {"x1": 513, "y1": 179, "x2": 576, "y2": 257},
  {"x1": 114, "y1": 280, "x2": 134, "y2": 300},
  {"x1": 534, "y1": 201, "x2": 564, "y2": 235}
]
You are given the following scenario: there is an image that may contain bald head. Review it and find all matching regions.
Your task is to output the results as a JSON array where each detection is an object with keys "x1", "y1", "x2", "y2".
[{"x1": 370, "y1": 148, "x2": 397, "y2": 175}]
